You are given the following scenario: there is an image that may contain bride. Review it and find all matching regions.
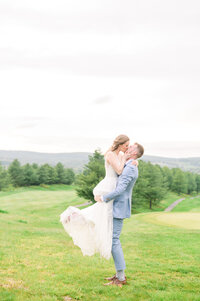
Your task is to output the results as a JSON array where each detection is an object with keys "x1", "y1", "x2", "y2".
[{"x1": 60, "y1": 135, "x2": 137, "y2": 259}]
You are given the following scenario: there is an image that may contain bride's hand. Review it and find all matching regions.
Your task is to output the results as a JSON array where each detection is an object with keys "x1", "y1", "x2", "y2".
[
  {"x1": 123, "y1": 152, "x2": 130, "y2": 161},
  {"x1": 132, "y1": 160, "x2": 139, "y2": 167},
  {"x1": 94, "y1": 195, "x2": 102, "y2": 202}
]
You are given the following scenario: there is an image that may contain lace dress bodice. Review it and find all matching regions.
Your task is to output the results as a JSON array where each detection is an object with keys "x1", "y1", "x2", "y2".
[
  {"x1": 93, "y1": 161, "x2": 118, "y2": 196},
  {"x1": 105, "y1": 161, "x2": 118, "y2": 178}
]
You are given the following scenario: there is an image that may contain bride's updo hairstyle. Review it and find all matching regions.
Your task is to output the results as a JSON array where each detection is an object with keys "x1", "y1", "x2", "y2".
[{"x1": 111, "y1": 134, "x2": 130, "y2": 151}]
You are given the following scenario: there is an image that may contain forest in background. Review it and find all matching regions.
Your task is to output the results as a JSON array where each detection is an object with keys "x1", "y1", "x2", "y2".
[
  {"x1": 0, "y1": 160, "x2": 75, "y2": 190},
  {"x1": 0, "y1": 150, "x2": 200, "y2": 211},
  {"x1": 76, "y1": 151, "x2": 200, "y2": 210}
]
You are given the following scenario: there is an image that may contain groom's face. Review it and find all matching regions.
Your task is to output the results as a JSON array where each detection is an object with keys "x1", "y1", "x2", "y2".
[{"x1": 126, "y1": 145, "x2": 138, "y2": 158}]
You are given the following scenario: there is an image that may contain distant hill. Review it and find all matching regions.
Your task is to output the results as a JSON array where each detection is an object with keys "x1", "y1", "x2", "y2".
[
  {"x1": 0, "y1": 150, "x2": 91, "y2": 172},
  {"x1": 142, "y1": 155, "x2": 200, "y2": 174},
  {"x1": 0, "y1": 150, "x2": 199, "y2": 174}
]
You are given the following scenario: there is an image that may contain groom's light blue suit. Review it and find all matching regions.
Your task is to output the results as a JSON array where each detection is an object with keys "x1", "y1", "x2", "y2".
[{"x1": 102, "y1": 159, "x2": 138, "y2": 271}]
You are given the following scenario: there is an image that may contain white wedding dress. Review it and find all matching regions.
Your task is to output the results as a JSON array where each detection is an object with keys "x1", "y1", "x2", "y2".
[{"x1": 60, "y1": 161, "x2": 118, "y2": 259}]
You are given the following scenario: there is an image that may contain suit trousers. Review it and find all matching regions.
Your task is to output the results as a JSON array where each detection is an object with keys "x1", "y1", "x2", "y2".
[{"x1": 112, "y1": 218, "x2": 126, "y2": 271}]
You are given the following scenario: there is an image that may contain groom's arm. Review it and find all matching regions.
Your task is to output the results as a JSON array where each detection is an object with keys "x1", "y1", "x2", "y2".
[{"x1": 102, "y1": 165, "x2": 137, "y2": 203}]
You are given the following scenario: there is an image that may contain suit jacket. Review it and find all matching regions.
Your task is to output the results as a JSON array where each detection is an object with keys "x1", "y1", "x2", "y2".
[{"x1": 103, "y1": 159, "x2": 138, "y2": 219}]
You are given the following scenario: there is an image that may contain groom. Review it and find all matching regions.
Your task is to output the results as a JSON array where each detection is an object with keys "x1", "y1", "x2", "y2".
[{"x1": 95, "y1": 143, "x2": 144, "y2": 287}]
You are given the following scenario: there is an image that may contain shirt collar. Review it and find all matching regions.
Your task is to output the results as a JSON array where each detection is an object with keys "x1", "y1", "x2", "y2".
[{"x1": 125, "y1": 159, "x2": 133, "y2": 166}]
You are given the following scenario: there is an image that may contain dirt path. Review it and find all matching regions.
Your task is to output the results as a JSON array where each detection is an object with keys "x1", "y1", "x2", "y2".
[
  {"x1": 164, "y1": 195, "x2": 200, "y2": 212},
  {"x1": 164, "y1": 198, "x2": 185, "y2": 212}
]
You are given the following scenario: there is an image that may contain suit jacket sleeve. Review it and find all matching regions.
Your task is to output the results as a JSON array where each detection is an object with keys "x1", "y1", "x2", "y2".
[{"x1": 103, "y1": 165, "x2": 137, "y2": 202}]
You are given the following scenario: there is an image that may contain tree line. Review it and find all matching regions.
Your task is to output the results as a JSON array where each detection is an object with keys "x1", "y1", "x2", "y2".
[
  {"x1": 1, "y1": 152, "x2": 200, "y2": 210},
  {"x1": 0, "y1": 159, "x2": 75, "y2": 189},
  {"x1": 76, "y1": 150, "x2": 200, "y2": 209}
]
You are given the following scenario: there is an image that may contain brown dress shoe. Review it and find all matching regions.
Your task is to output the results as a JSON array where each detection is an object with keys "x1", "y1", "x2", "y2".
[
  {"x1": 104, "y1": 277, "x2": 127, "y2": 288},
  {"x1": 104, "y1": 274, "x2": 117, "y2": 281}
]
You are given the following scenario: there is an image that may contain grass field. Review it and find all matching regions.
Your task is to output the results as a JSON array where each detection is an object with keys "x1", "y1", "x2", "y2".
[{"x1": 0, "y1": 186, "x2": 200, "y2": 301}]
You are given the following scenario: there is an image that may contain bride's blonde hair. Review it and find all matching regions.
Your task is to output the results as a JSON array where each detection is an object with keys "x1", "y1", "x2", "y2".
[{"x1": 105, "y1": 134, "x2": 130, "y2": 155}]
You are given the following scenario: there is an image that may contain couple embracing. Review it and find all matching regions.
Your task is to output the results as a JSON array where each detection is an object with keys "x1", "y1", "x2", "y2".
[{"x1": 60, "y1": 135, "x2": 144, "y2": 287}]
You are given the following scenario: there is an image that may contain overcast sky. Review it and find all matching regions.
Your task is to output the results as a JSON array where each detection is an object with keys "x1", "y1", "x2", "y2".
[{"x1": 0, "y1": 0, "x2": 200, "y2": 157}]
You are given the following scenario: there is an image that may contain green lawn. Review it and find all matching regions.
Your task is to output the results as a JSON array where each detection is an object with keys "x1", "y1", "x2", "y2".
[{"x1": 0, "y1": 186, "x2": 200, "y2": 301}]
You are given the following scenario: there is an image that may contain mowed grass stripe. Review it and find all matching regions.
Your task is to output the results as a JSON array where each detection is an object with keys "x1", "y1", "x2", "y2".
[{"x1": 137, "y1": 212, "x2": 200, "y2": 230}]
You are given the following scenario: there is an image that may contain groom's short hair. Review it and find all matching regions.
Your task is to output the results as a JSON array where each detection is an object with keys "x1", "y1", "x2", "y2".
[
  {"x1": 134, "y1": 143, "x2": 144, "y2": 158},
  {"x1": 129, "y1": 143, "x2": 144, "y2": 158}
]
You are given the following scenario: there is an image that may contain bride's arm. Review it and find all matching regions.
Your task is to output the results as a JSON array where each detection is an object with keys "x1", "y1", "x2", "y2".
[{"x1": 105, "y1": 151, "x2": 126, "y2": 175}]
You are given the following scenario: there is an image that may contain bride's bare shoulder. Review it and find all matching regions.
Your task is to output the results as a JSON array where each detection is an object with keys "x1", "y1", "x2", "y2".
[
  {"x1": 105, "y1": 150, "x2": 113, "y2": 156},
  {"x1": 118, "y1": 151, "x2": 124, "y2": 158},
  {"x1": 105, "y1": 151, "x2": 115, "y2": 162}
]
